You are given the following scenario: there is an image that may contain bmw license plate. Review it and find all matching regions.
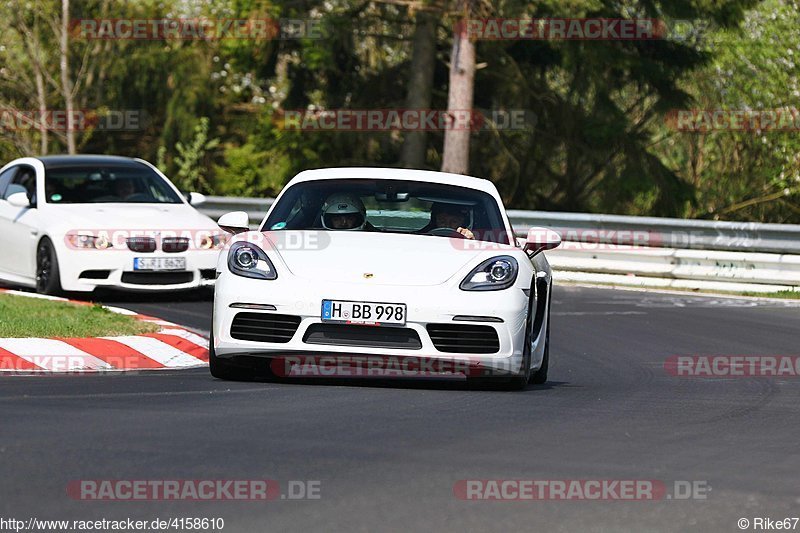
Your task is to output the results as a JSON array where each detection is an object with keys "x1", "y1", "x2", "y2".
[
  {"x1": 321, "y1": 300, "x2": 406, "y2": 326},
  {"x1": 133, "y1": 257, "x2": 187, "y2": 271}
]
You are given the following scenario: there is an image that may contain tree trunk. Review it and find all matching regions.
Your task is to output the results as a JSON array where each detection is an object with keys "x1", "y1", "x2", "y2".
[
  {"x1": 441, "y1": 16, "x2": 475, "y2": 175},
  {"x1": 399, "y1": 10, "x2": 437, "y2": 169},
  {"x1": 35, "y1": 68, "x2": 48, "y2": 154},
  {"x1": 59, "y1": 0, "x2": 75, "y2": 154}
]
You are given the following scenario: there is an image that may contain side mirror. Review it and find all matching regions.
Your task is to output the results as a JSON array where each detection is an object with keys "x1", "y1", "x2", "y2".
[
  {"x1": 7, "y1": 192, "x2": 31, "y2": 208},
  {"x1": 187, "y1": 192, "x2": 207, "y2": 206},
  {"x1": 523, "y1": 227, "x2": 561, "y2": 256},
  {"x1": 218, "y1": 211, "x2": 250, "y2": 235}
]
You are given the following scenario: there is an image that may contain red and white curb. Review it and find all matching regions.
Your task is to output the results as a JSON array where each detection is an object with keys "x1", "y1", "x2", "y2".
[{"x1": 0, "y1": 289, "x2": 208, "y2": 373}]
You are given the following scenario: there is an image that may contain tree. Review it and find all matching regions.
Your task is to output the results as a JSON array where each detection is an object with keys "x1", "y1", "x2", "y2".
[
  {"x1": 653, "y1": 0, "x2": 800, "y2": 222},
  {"x1": 400, "y1": 7, "x2": 438, "y2": 168},
  {"x1": 167, "y1": 117, "x2": 220, "y2": 193},
  {"x1": 440, "y1": 0, "x2": 482, "y2": 174},
  {"x1": 461, "y1": 0, "x2": 760, "y2": 217},
  {"x1": 59, "y1": 0, "x2": 75, "y2": 153},
  {"x1": 0, "y1": 0, "x2": 59, "y2": 154}
]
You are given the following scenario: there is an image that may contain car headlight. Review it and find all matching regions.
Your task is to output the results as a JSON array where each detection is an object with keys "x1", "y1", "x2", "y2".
[
  {"x1": 460, "y1": 256, "x2": 518, "y2": 291},
  {"x1": 199, "y1": 233, "x2": 228, "y2": 250},
  {"x1": 227, "y1": 242, "x2": 277, "y2": 280},
  {"x1": 67, "y1": 233, "x2": 111, "y2": 250}
]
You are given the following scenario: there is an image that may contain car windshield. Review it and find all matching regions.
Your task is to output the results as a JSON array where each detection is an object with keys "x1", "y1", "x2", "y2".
[
  {"x1": 44, "y1": 164, "x2": 183, "y2": 204},
  {"x1": 262, "y1": 178, "x2": 511, "y2": 244}
]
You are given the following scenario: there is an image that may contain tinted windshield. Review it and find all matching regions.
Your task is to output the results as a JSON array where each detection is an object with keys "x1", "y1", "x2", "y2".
[
  {"x1": 263, "y1": 178, "x2": 510, "y2": 244},
  {"x1": 44, "y1": 164, "x2": 183, "y2": 204}
]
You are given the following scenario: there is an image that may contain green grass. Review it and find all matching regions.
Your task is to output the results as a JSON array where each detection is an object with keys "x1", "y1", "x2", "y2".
[
  {"x1": 0, "y1": 294, "x2": 160, "y2": 338},
  {"x1": 740, "y1": 290, "x2": 800, "y2": 299}
]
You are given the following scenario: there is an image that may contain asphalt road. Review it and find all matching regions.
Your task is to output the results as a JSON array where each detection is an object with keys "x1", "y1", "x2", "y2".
[{"x1": 2, "y1": 285, "x2": 800, "y2": 532}]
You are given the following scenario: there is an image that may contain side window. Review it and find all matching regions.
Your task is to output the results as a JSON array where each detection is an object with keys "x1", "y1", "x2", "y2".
[
  {"x1": 4, "y1": 166, "x2": 37, "y2": 205},
  {"x1": 0, "y1": 167, "x2": 18, "y2": 199}
]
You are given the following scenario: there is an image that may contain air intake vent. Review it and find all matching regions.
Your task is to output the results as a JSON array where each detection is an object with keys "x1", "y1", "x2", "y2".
[
  {"x1": 303, "y1": 324, "x2": 422, "y2": 349},
  {"x1": 162, "y1": 237, "x2": 190, "y2": 253},
  {"x1": 230, "y1": 312, "x2": 302, "y2": 343},
  {"x1": 79, "y1": 270, "x2": 111, "y2": 280},
  {"x1": 426, "y1": 324, "x2": 500, "y2": 354},
  {"x1": 121, "y1": 272, "x2": 194, "y2": 285},
  {"x1": 126, "y1": 236, "x2": 156, "y2": 253}
]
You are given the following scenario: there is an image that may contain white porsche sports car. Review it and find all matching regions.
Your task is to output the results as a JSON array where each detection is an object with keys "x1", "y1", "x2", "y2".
[
  {"x1": 0, "y1": 155, "x2": 226, "y2": 294},
  {"x1": 211, "y1": 168, "x2": 560, "y2": 388}
]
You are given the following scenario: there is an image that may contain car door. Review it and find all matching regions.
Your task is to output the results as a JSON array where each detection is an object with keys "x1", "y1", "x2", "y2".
[{"x1": 0, "y1": 164, "x2": 41, "y2": 278}]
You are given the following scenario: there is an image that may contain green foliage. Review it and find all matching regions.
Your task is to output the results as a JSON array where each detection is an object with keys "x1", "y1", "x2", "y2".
[
  {"x1": 169, "y1": 117, "x2": 220, "y2": 193},
  {"x1": 2, "y1": 0, "x2": 797, "y2": 224},
  {"x1": 213, "y1": 140, "x2": 288, "y2": 197},
  {"x1": 652, "y1": 0, "x2": 800, "y2": 221}
]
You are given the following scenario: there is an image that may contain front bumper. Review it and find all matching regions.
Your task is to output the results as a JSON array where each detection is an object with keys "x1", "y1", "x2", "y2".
[
  {"x1": 56, "y1": 245, "x2": 220, "y2": 292},
  {"x1": 213, "y1": 273, "x2": 546, "y2": 377}
]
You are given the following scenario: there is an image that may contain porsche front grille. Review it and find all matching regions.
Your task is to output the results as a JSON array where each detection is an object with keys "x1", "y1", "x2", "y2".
[
  {"x1": 426, "y1": 324, "x2": 500, "y2": 354},
  {"x1": 302, "y1": 323, "x2": 422, "y2": 350},
  {"x1": 230, "y1": 312, "x2": 302, "y2": 343}
]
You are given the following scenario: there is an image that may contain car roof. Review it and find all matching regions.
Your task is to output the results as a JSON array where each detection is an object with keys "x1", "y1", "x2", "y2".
[
  {"x1": 288, "y1": 167, "x2": 502, "y2": 196},
  {"x1": 37, "y1": 155, "x2": 143, "y2": 170}
]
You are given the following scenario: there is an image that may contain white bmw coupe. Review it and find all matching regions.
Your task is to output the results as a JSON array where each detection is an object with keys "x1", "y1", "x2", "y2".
[
  {"x1": 0, "y1": 155, "x2": 226, "y2": 294},
  {"x1": 211, "y1": 168, "x2": 560, "y2": 388}
]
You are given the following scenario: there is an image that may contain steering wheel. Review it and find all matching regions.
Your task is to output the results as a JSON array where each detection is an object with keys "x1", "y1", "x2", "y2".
[{"x1": 427, "y1": 227, "x2": 467, "y2": 239}]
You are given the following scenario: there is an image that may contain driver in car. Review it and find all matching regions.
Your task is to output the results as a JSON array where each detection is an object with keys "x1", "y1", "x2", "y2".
[
  {"x1": 321, "y1": 193, "x2": 373, "y2": 230},
  {"x1": 422, "y1": 202, "x2": 475, "y2": 239},
  {"x1": 113, "y1": 178, "x2": 136, "y2": 200}
]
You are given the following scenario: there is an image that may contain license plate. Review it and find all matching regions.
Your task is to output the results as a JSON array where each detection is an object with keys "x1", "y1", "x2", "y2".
[
  {"x1": 133, "y1": 257, "x2": 187, "y2": 271},
  {"x1": 321, "y1": 300, "x2": 406, "y2": 326}
]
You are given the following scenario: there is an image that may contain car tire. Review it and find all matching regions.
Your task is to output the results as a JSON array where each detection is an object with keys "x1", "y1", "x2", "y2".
[
  {"x1": 529, "y1": 305, "x2": 550, "y2": 385},
  {"x1": 208, "y1": 330, "x2": 251, "y2": 381},
  {"x1": 36, "y1": 237, "x2": 63, "y2": 296},
  {"x1": 471, "y1": 283, "x2": 535, "y2": 391},
  {"x1": 504, "y1": 294, "x2": 536, "y2": 390}
]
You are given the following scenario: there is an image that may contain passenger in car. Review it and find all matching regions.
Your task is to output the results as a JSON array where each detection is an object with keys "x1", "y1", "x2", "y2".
[{"x1": 320, "y1": 193, "x2": 377, "y2": 231}]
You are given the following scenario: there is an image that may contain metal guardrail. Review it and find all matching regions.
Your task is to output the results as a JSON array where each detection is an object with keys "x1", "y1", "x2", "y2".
[
  {"x1": 201, "y1": 196, "x2": 800, "y2": 254},
  {"x1": 200, "y1": 196, "x2": 274, "y2": 224},
  {"x1": 507, "y1": 210, "x2": 800, "y2": 255},
  {"x1": 198, "y1": 196, "x2": 800, "y2": 292},
  {"x1": 549, "y1": 246, "x2": 800, "y2": 284}
]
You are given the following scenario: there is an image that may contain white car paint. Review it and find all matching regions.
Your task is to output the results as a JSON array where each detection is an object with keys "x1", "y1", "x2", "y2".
[
  {"x1": 0, "y1": 156, "x2": 223, "y2": 292},
  {"x1": 212, "y1": 167, "x2": 558, "y2": 383}
]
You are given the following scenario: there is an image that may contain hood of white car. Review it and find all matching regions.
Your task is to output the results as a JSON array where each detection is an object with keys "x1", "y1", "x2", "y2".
[
  {"x1": 44, "y1": 203, "x2": 217, "y2": 231},
  {"x1": 259, "y1": 230, "x2": 490, "y2": 286}
]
